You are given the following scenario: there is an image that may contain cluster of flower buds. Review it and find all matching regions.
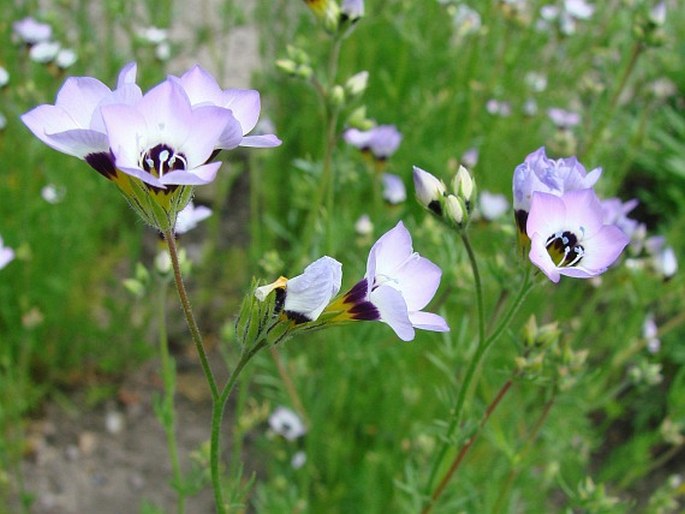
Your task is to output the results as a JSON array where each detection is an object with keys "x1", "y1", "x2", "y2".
[
  {"x1": 633, "y1": 2, "x2": 667, "y2": 48},
  {"x1": 275, "y1": 45, "x2": 313, "y2": 80},
  {"x1": 412, "y1": 163, "x2": 476, "y2": 229},
  {"x1": 21, "y1": 63, "x2": 280, "y2": 233}
]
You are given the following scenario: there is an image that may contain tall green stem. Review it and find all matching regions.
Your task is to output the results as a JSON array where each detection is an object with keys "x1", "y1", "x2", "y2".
[
  {"x1": 210, "y1": 340, "x2": 268, "y2": 514},
  {"x1": 164, "y1": 230, "x2": 219, "y2": 401},
  {"x1": 424, "y1": 263, "x2": 533, "y2": 500},
  {"x1": 157, "y1": 278, "x2": 186, "y2": 514}
]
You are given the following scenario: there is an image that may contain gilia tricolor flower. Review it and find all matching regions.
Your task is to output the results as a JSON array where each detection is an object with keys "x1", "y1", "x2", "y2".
[
  {"x1": 327, "y1": 221, "x2": 449, "y2": 341},
  {"x1": 513, "y1": 146, "x2": 601, "y2": 245},
  {"x1": 256, "y1": 256, "x2": 343, "y2": 325},
  {"x1": 344, "y1": 125, "x2": 402, "y2": 162},
  {"x1": 527, "y1": 189, "x2": 629, "y2": 283},
  {"x1": 0, "y1": 236, "x2": 15, "y2": 270}
]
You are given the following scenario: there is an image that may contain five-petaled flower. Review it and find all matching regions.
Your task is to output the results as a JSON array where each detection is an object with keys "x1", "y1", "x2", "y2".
[
  {"x1": 327, "y1": 221, "x2": 449, "y2": 341},
  {"x1": 527, "y1": 189, "x2": 630, "y2": 283}
]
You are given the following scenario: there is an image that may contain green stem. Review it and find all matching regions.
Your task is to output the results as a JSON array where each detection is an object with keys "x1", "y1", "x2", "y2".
[
  {"x1": 581, "y1": 40, "x2": 643, "y2": 161},
  {"x1": 491, "y1": 393, "x2": 556, "y2": 514},
  {"x1": 164, "y1": 231, "x2": 219, "y2": 400},
  {"x1": 210, "y1": 340, "x2": 268, "y2": 514},
  {"x1": 424, "y1": 265, "x2": 533, "y2": 499},
  {"x1": 158, "y1": 278, "x2": 186, "y2": 514},
  {"x1": 422, "y1": 379, "x2": 514, "y2": 514}
]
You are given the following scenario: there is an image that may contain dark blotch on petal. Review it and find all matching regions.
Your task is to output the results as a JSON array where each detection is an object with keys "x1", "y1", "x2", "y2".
[
  {"x1": 284, "y1": 310, "x2": 312, "y2": 325},
  {"x1": 343, "y1": 279, "x2": 369, "y2": 305},
  {"x1": 274, "y1": 288, "x2": 286, "y2": 313},
  {"x1": 514, "y1": 209, "x2": 528, "y2": 234},
  {"x1": 349, "y1": 301, "x2": 380, "y2": 321},
  {"x1": 85, "y1": 151, "x2": 117, "y2": 180},
  {"x1": 428, "y1": 200, "x2": 443, "y2": 216}
]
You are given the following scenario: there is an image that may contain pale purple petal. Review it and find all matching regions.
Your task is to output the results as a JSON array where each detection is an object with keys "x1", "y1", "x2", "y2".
[
  {"x1": 387, "y1": 255, "x2": 442, "y2": 311},
  {"x1": 160, "y1": 162, "x2": 223, "y2": 185},
  {"x1": 382, "y1": 173, "x2": 406, "y2": 204},
  {"x1": 221, "y1": 89, "x2": 261, "y2": 134},
  {"x1": 366, "y1": 221, "x2": 413, "y2": 282},
  {"x1": 116, "y1": 62, "x2": 138, "y2": 87},
  {"x1": 174, "y1": 65, "x2": 224, "y2": 105},
  {"x1": 370, "y1": 285, "x2": 414, "y2": 341},
  {"x1": 284, "y1": 256, "x2": 342, "y2": 321},
  {"x1": 182, "y1": 105, "x2": 240, "y2": 164},
  {"x1": 137, "y1": 80, "x2": 192, "y2": 149},
  {"x1": 576, "y1": 225, "x2": 630, "y2": 271},
  {"x1": 529, "y1": 232, "x2": 561, "y2": 283},
  {"x1": 46, "y1": 129, "x2": 110, "y2": 158},
  {"x1": 118, "y1": 165, "x2": 165, "y2": 188},
  {"x1": 526, "y1": 192, "x2": 568, "y2": 239},
  {"x1": 100, "y1": 103, "x2": 148, "y2": 168},
  {"x1": 561, "y1": 189, "x2": 604, "y2": 238},
  {"x1": 54, "y1": 77, "x2": 112, "y2": 127},
  {"x1": 239, "y1": 134, "x2": 282, "y2": 148},
  {"x1": 22, "y1": 105, "x2": 87, "y2": 156},
  {"x1": 408, "y1": 311, "x2": 449, "y2": 333}
]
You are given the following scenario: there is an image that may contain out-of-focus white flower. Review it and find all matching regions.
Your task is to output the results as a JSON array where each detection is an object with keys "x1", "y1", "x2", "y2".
[
  {"x1": 478, "y1": 191, "x2": 509, "y2": 221},
  {"x1": 269, "y1": 406, "x2": 306, "y2": 441},
  {"x1": 156, "y1": 41, "x2": 171, "y2": 61},
  {"x1": 525, "y1": 71, "x2": 548, "y2": 92},
  {"x1": 0, "y1": 67, "x2": 9, "y2": 88},
  {"x1": 355, "y1": 214, "x2": 373, "y2": 236},
  {"x1": 138, "y1": 26, "x2": 168, "y2": 44},
  {"x1": 55, "y1": 48, "x2": 77, "y2": 69},
  {"x1": 461, "y1": 147, "x2": 479, "y2": 168},
  {"x1": 486, "y1": 99, "x2": 511, "y2": 117},
  {"x1": 523, "y1": 98, "x2": 538, "y2": 116},
  {"x1": 41, "y1": 184, "x2": 66, "y2": 204},
  {"x1": 291, "y1": 451, "x2": 307, "y2": 469},
  {"x1": 649, "y1": 2, "x2": 666, "y2": 26},
  {"x1": 0, "y1": 236, "x2": 15, "y2": 270},
  {"x1": 643, "y1": 314, "x2": 660, "y2": 353},
  {"x1": 564, "y1": 0, "x2": 594, "y2": 20},
  {"x1": 0, "y1": 112, "x2": 6, "y2": 131},
  {"x1": 175, "y1": 202, "x2": 212, "y2": 234},
  {"x1": 645, "y1": 236, "x2": 678, "y2": 279},
  {"x1": 382, "y1": 173, "x2": 407, "y2": 204},
  {"x1": 13, "y1": 17, "x2": 52, "y2": 45},
  {"x1": 452, "y1": 4, "x2": 482, "y2": 38},
  {"x1": 29, "y1": 41, "x2": 60, "y2": 63},
  {"x1": 548, "y1": 107, "x2": 581, "y2": 128}
]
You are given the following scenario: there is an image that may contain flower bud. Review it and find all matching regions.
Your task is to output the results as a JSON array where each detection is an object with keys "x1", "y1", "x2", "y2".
[
  {"x1": 452, "y1": 165, "x2": 475, "y2": 207},
  {"x1": 445, "y1": 194, "x2": 464, "y2": 226},
  {"x1": 412, "y1": 165, "x2": 446, "y2": 215},
  {"x1": 344, "y1": 70, "x2": 369, "y2": 98},
  {"x1": 330, "y1": 84, "x2": 346, "y2": 107}
]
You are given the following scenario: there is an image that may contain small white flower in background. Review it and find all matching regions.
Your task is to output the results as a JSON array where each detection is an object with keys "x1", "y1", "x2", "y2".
[
  {"x1": 548, "y1": 107, "x2": 581, "y2": 128},
  {"x1": 523, "y1": 98, "x2": 538, "y2": 117},
  {"x1": 0, "y1": 236, "x2": 15, "y2": 270},
  {"x1": 643, "y1": 314, "x2": 660, "y2": 354},
  {"x1": 645, "y1": 236, "x2": 678, "y2": 279},
  {"x1": 486, "y1": 99, "x2": 511, "y2": 117},
  {"x1": 564, "y1": 0, "x2": 594, "y2": 20},
  {"x1": 156, "y1": 41, "x2": 171, "y2": 61},
  {"x1": 0, "y1": 113, "x2": 6, "y2": 131},
  {"x1": 382, "y1": 173, "x2": 406, "y2": 204},
  {"x1": 138, "y1": 26, "x2": 169, "y2": 44},
  {"x1": 650, "y1": 2, "x2": 666, "y2": 26},
  {"x1": 525, "y1": 71, "x2": 548, "y2": 93},
  {"x1": 291, "y1": 451, "x2": 307, "y2": 469},
  {"x1": 175, "y1": 202, "x2": 212, "y2": 235},
  {"x1": 478, "y1": 191, "x2": 509, "y2": 221},
  {"x1": 0, "y1": 67, "x2": 9, "y2": 88},
  {"x1": 41, "y1": 184, "x2": 66, "y2": 204},
  {"x1": 55, "y1": 48, "x2": 77, "y2": 69},
  {"x1": 269, "y1": 406, "x2": 306, "y2": 441},
  {"x1": 29, "y1": 41, "x2": 60, "y2": 64},
  {"x1": 460, "y1": 147, "x2": 479, "y2": 168},
  {"x1": 452, "y1": 4, "x2": 482, "y2": 38},
  {"x1": 355, "y1": 214, "x2": 373, "y2": 236},
  {"x1": 13, "y1": 17, "x2": 52, "y2": 45}
]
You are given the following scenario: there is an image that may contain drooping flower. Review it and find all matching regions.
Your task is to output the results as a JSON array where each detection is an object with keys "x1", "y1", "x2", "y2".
[
  {"x1": 327, "y1": 221, "x2": 449, "y2": 341},
  {"x1": 0, "y1": 236, "x2": 15, "y2": 270},
  {"x1": 256, "y1": 256, "x2": 343, "y2": 324},
  {"x1": 268, "y1": 406, "x2": 307, "y2": 441},
  {"x1": 341, "y1": 0, "x2": 365, "y2": 21},
  {"x1": 413, "y1": 165, "x2": 446, "y2": 214},
  {"x1": 382, "y1": 173, "x2": 406, "y2": 204},
  {"x1": 343, "y1": 125, "x2": 402, "y2": 161},
  {"x1": 527, "y1": 189, "x2": 629, "y2": 283},
  {"x1": 174, "y1": 202, "x2": 212, "y2": 234},
  {"x1": 513, "y1": 146, "x2": 602, "y2": 235},
  {"x1": 21, "y1": 62, "x2": 142, "y2": 182},
  {"x1": 170, "y1": 65, "x2": 281, "y2": 149}
]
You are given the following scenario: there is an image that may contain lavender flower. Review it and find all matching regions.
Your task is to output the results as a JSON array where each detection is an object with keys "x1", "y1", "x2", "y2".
[
  {"x1": 175, "y1": 202, "x2": 212, "y2": 234},
  {"x1": 343, "y1": 125, "x2": 402, "y2": 161},
  {"x1": 13, "y1": 17, "x2": 52, "y2": 45},
  {"x1": 600, "y1": 197, "x2": 640, "y2": 241},
  {"x1": 341, "y1": 0, "x2": 364, "y2": 21},
  {"x1": 478, "y1": 191, "x2": 509, "y2": 221},
  {"x1": 329, "y1": 222, "x2": 449, "y2": 341},
  {"x1": 527, "y1": 189, "x2": 629, "y2": 283},
  {"x1": 643, "y1": 314, "x2": 660, "y2": 354},
  {"x1": 269, "y1": 406, "x2": 307, "y2": 441},
  {"x1": 547, "y1": 107, "x2": 581, "y2": 128}
]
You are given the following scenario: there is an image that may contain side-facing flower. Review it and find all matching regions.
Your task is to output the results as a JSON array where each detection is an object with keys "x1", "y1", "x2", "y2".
[
  {"x1": 343, "y1": 125, "x2": 402, "y2": 161},
  {"x1": 527, "y1": 189, "x2": 629, "y2": 283},
  {"x1": 175, "y1": 202, "x2": 212, "y2": 235},
  {"x1": 21, "y1": 62, "x2": 141, "y2": 182},
  {"x1": 327, "y1": 221, "x2": 449, "y2": 341},
  {"x1": 0, "y1": 236, "x2": 15, "y2": 270},
  {"x1": 382, "y1": 173, "x2": 406, "y2": 204},
  {"x1": 413, "y1": 165, "x2": 446, "y2": 215},
  {"x1": 170, "y1": 65, "x2": 281, "y2": 149},
  {"x1": 256, "y1": 256, "x2": 343, "y2": 324},
  {"x1": 269, "y1": 406, "x2": 307, "y2": 441},
  {"x1": 341, "y1": 0, "x2": 365, "y2": 22}
]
